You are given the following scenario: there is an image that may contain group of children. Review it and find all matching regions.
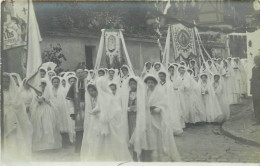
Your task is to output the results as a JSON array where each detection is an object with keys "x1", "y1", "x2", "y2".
[{"x1": 3, "y1": 56, "x2": 248, "y2": 162}]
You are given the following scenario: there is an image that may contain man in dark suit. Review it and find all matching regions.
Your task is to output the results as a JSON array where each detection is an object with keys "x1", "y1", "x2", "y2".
[{"x1": 250, "y1": 54, "x2": 260, "y2": 125}]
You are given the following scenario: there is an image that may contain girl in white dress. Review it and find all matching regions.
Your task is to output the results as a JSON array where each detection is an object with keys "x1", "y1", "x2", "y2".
[
  {"x1": 3, "y1": 73, "x2": 33, "y2": 161},
  {"x1": 198, "y1": 73, "x2": 223, "y2": 123},
  {"x1": 81, "y1": 76, "x2": 132, "y2": 161},
  {"x1": 212, "y1": 74, "x2": 230, "y2": 121},
  {"x1": 231, "y1": 58, "x2": 242, "y2": 104},
  {"x1": 121, "y1": 76, "x2": 152, "y2": 161},
  {"x1": 174, "y1": 65, "x2": 193, "y2": 123},
  {"x1": 50, "y1": 76, "x2": 72, "y2": 147},
  {"x1": 141, "y1": 61, "x2": 153, "y2": 78},
  {"x1": 157, "y1": 70, "x2": 183, "y2": 135},
  {"x1": 220, "y1": 60, "x2": 232, "y2": 105},
  {"x1": 144, "y1": 74, "x2": 181, "y2": 162},
  {"x1": 107, "y1": 69, "x2": 120, "y2": 87},
  {"x1": 186, "y1": 69, "x2": 206, "y2": 123},
  {"x1": 169, "y1": 65, "x2": 186, "y2": 128},
  {"x1": 31, "y1": 78, "x2": 62, "y2": 151}
]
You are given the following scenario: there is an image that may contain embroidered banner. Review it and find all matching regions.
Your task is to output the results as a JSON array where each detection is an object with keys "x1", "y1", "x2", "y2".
[
  {"x1": 105, "y1": 30, "x2": 121, "y2": 66},
  {"x1": 3, "y1": 0, "x2": 29, "y2": 50},
  {"x1": 171, "y1": 24, "x2": 196, "y2": 59}
]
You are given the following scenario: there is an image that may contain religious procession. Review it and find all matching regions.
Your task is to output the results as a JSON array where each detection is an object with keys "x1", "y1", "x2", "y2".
[{"x1": 1, "y1": 0, "x2": 260, "y2": 163}]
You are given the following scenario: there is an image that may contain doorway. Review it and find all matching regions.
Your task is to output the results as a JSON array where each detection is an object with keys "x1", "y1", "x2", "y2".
[{"x1": 85, "y1": 46, "x2": 95, "y2": 69}]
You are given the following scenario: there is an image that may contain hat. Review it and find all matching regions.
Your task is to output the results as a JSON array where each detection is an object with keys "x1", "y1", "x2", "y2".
[{"x1": 144, "y1": 74, "x2": 158, "y2": 84}]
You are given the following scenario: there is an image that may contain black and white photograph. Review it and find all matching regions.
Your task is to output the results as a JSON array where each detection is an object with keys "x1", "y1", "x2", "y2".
[{"x1": 1, "y1": 0, "x2": 260, "y2": 164}]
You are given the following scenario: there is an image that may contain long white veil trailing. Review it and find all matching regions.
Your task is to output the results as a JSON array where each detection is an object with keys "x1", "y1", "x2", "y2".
[
  {"x1": 3, "y1": 73, "x2": 33, "y2": 161},
  {"x1": 81, "y1": 82, "x2": 100, "y2": 161},
  {"x1": 121, "y1": 76, "x2": 147, "y2": 160},
  {"x1": 144, "y1": 74, "x2": 181, "y2": 161},
  {"x1": 211, "y1": 74, "x2": 230, "y2": 121},
  {"x1": 95, "y1": 76, "x2": 114, "y2": 135},
  {"x1": 237, "y1": 58, "x2": 248, "y2": 94},
  {"x1": 157, "y1": 69, "x2": 183, "y2": 135},
  {"x1": 81, "y1": 76, "x2": 132, "y2": 161},
  {"x1": 174, "y1": 65, "x2": 192, "y2": 122},
  {"x1": 50, "y1": 76, "x2": 71, "y2": 133},
  {"x1": 198, "y1": 73, "x2": 223, "y2": 122}
]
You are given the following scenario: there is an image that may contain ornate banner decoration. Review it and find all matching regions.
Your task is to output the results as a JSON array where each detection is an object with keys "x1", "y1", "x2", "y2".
[
  {"x1": 94, "y1": 29, "x2": 134, "y2": 75},
  {"x1": 105, "y1": 30, "x2": 121, "y2": 66},
  {"x1": 171, "y1": 24, "x2": 196, "y2": 59},
  {"x1": 3, "y1": 0, "x2": 29, "y2": 50}
]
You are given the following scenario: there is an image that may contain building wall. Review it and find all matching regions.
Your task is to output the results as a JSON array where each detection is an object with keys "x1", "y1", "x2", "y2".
[{"x1": 40, "y1": 35, "x2": 161, "y2": 75}]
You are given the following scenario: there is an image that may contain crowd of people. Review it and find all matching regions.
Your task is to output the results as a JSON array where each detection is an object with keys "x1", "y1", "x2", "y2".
[{"x1": 3, "y1": 56, "x2": 249, "y2": 162}]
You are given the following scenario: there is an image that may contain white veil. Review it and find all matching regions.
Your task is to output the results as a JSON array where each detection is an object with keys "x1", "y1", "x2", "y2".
[
  {"x1": 144, "y1": 74, "x2": 181, "y2": 161},
  {"x1": 3, "y1": 73, "x2": 33, "y2": 161},
  {"x1": 157, "y1": 69, "x2": 183, "y2": 135},
  {"x1": 121, "y1": 76, "x2": 146, "y2": 160}
]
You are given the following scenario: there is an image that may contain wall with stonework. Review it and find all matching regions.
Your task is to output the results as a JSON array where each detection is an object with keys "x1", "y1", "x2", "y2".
[{"x1": 40, "y1": 35, "x2": 162, "y2": 75}]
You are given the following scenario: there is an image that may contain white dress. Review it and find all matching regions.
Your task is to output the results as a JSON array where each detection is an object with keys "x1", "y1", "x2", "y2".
[
  {"x1": 231, "y1": 61, "x2": 242, "y2": 103},
  {"x1": 146, "y1": 85, "x2": 181, "y2": 162},
  {"x1": 212, "y1": 79, "x2": 230, "y2": 121},
  {"x1": 220, "y1": 66, "x2": 232, "y2": 105},
  {"x1": 174, "y1": 73, "x2": 192, "y2": 123},
  {"x1": 199, "y1": 79, "x2": 223, "y2": 123},
  {"x1": 51, "y1": 86, "x2": 71, "y2": 133},
  {"x1": 120, "y1": 76, "x2": 149, "y2": 161},
  {"x1": 20, "y1": 88, "x2": 36, "y2": 119},
  {"x1": 3, "y1": 88, "x2": 33, "y2": 161},
  {"x1": 31, "y1": 85, "x2": 62, "y2": 151},
  {"x1": 157, "y1": 81, "x2": 183, "y2": 135},
  {"x1": 81, "y1": 76, "x2": 132, "y2": 161}
]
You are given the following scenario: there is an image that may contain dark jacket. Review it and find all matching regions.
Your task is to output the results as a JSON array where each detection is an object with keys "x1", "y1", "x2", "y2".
[{"x1": 250, "y1": 66, "x2": 260, "y2": 97}]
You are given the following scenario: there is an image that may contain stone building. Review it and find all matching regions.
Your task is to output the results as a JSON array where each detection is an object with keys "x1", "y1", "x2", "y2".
[{"x1": 2, "y1": 0, "x2": 257, "y2": 75}]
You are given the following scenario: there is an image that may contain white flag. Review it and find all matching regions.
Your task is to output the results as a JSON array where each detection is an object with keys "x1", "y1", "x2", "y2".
[{"x1": 26, "y1": 0, "x2": 42, "y2": 93}]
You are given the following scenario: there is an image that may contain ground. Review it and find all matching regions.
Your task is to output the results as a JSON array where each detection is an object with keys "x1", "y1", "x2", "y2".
[
  {"x1": 176, "y1": 124, "x2": 260, "y2": 163},
  {"x1": 32, "y1": 98, "x2": 260, "y2": 163}
]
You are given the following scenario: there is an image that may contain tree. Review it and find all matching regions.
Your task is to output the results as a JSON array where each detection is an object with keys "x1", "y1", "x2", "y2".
[{"x1": 41, "y1": 43, "x2": 67, "y2": 74}]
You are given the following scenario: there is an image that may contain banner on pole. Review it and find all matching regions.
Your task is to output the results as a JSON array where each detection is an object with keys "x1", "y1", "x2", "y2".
[
  {"x1": 105, "y1": 30, "x2": 121, "y2": 66},
  {"x1": 171, "y1": 24, "x2": 196, "y2": 60},
  {"x1": 3, "y1": 0, "x2": 29, "y2": 50}
]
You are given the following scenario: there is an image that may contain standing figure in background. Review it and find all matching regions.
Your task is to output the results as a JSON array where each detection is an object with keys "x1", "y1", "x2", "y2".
[
  {"x1": 66, "y1": 68, "x2": 86, "y2": 153},
  {"x1": 220, "y1": 60, "x2": 232, "y2": 106},
  {"x1": 231, "y1": 58, "x2": 242, "y2": 104},
  {"x1": 120, "y1": 65, "x2": 131, "y2": 85},
  {"x1": 189, "y1": 60, "x2": 199, "y2": 81},
  {"x1": 141, "y1": 62, "x2": 152, "y2": 79},
  {"x1": 251, "y1": 55, "x2": 260, "y2": 125}
]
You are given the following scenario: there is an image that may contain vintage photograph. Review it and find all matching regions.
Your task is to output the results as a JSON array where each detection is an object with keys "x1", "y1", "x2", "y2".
[{"x1": 1, "y1": 0, "x2": 260, "y2": 164}]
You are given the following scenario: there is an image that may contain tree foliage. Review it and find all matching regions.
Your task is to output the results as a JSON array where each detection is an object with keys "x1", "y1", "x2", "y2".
[{"x1": 41, "y1": 43, "x2": 67, "y2": 74}]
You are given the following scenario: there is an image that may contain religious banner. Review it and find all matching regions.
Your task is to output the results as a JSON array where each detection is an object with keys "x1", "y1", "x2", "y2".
[
  {"x1": 3, "y1": 0, "x2": 29, "y2": 50},
  {"x1": 94, "y1": 29, "x2": 134, "y2": 75},
  {"x1": 171, "y1": 23, "x2": 196, "y2": 60},
  {"x1": 105, "y1": 30, "x2": 121, "y2": 66}
]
